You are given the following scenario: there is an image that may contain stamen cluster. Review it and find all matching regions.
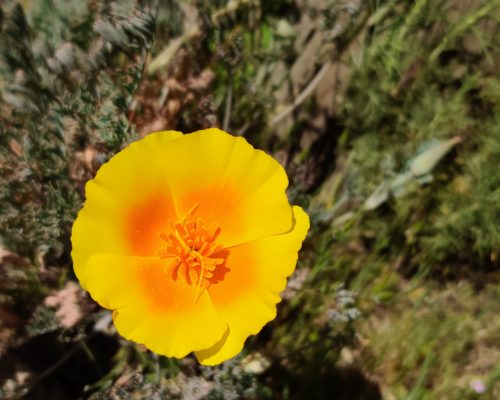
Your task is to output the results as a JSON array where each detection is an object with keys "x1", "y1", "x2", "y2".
[{"x1": 158, "y1": 205, "x2": 226, "y2": 289}]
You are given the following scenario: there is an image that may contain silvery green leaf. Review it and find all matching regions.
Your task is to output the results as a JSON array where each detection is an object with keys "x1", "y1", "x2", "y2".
[
  {"x1": 390, "y1": 171, "x2": 412, "y2": 197},
  {"x1": 363, "y1": 181, "x2": 389, "y2": 210},
  {"x1": 332, "y1": 211, "x2": 355, "y2": 226},
  {"x1": 410, "y1": 136, "x2": 463, "y2": 176},
  {"x1": 416, "y1": 174, "x2": 434, "y2": 185}
]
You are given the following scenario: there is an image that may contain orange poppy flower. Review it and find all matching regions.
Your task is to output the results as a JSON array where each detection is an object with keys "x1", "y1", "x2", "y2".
[{"x1": 71, "y1": 128, "x2": 309, "y2": 365}]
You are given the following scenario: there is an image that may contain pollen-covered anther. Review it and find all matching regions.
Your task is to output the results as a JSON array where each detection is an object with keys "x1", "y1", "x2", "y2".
[{"x1": 157, "y1": 205, "x2": 226, "y2": 288}]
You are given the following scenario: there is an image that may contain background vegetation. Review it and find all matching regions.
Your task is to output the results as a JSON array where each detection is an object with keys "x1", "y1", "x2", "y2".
[{"x1": 1, "y1": 0, "x2": 499, "y2": 398}]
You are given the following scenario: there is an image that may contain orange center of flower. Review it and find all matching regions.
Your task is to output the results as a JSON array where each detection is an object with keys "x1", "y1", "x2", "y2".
[{"x1": 157, "y1": 204, "x2": 227, "y2": 292}]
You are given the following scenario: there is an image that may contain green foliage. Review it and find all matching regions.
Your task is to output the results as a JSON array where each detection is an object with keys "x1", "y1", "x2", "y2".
[
  {"x1": 306, "y1": 0, "x2": 500, "y2": 397},
  {"x1": 0, "y1": 0, "x2": 154, "y2": 257},
  {"x1": 326, "y1": 0, "x2": 500, "y2": 277},
  {"x1": 0, "y1": 1, "x2": 154, "y2": 396}
]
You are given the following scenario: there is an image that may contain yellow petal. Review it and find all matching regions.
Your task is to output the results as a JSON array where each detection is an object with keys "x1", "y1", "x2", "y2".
[
  {"x1": 71, "y1": 131, "x2": 182, "y2": 284},
  {"x1": 195, "y1": 206, "x2": 309, "y2": 365},
  {"x1": 152, "y1": 128, "x2": 294, "y2": 247},
  {"x1": 84, "y1": 254, "x2": 228, "y2": 358}
]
